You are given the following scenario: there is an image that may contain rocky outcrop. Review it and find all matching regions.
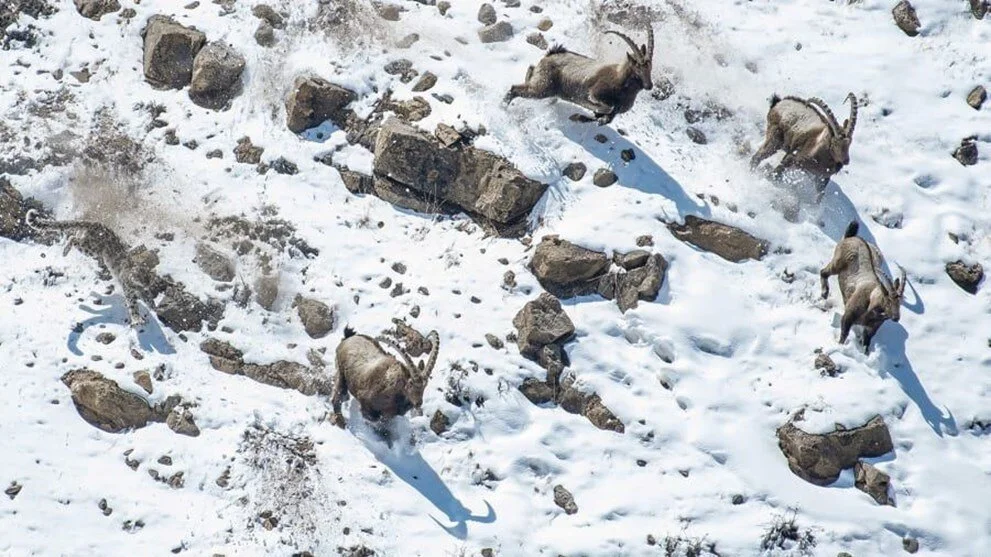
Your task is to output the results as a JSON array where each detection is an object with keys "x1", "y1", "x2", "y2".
[
  {"x1": 285, "y1": 75, "x2": 357, "y2": 133},
  {"x1": 854, "y1": 461, "x2": 893, "y2": 506},
  {"x1": 668, "y1": 216, "x2": 768, "y2": 262},
  {"x1": 946, "y1": 260, "x2": 983, "y2": 294},
  {"x1": 61, "y1": 369, "x2": 157, "y2": 433},
  {"x1": 200, "y1": 339, "x2": 332, "y2": 396},
  {"x1": 189, "y1": 42, "x2": 246, "y2": 110},
  {"x1": 512, "y1": 293, "x2": 575, "y2": 358},
  {"x1": 0, "y1": 177, "x2": 31, "y2": 241},
  {"x1": 597, "y1": 253, "x2": 667, "y2": 313},
  {"x1": 777, "y1": 415, "x2": 893, "y2": 486},
  {"x1": 530, "y1": 236, "x2": 610, "y2": 297},
  {"x1": 142, "y1": 15, "x2": 207, "y2": 89},
  {"x1": 74, "y1": 0, "x2": 119, "y2": 20},
  {"x1": 371, "y1": 117, "x2": 547, "y2": 236},
  {"x1": 293, "y1": 295, "x2": 335, "y2": 339}
]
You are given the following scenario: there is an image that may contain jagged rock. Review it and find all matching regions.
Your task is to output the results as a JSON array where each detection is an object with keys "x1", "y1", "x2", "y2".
[
  {"x1": 526, "y1": 32, "x2": 548, "y2": 50},
  {"x1": 234, "y1": 136, "x2": 264, "y2": 164},
  {"x1": 74, "y1": 0, "x2": 119, "y2": 20},
  {"x1": 854, "y1": 461, "x2": 892, "y2": 506},
  {"x1": 255, "y1": 22, "x2": 276, "y2": 47},
  {"x1": 155, "y1": 283, "x2": 224, "y2": 333},
  {"x1": 668, "y1": 215, "x2": 768, "y2": 262},
  {"x1": 953, "y1": 137, "x2": 978, "y2": 166},
  {"x1": 199, "y1": 338, "x2": 244, "y2": 373},
  {"x1": 967, "y1": 85, "x2": 987, "y2": 110},
  {"x1": 285, "y1": 75, "x2": 357, "y2": 133},
  {"x1": 553, "y1": 485, "x2": 578, "y2": 515},
  {"x1": 946, "y1": 260, "x2": 983, "y2": 294},
  {"x1": 597, "y1": 253, "x2": 667, "y2": 313},
  {"x1": 61, "y1": 370, "x2": 157, "y2": 433},
  {"x1": 141, "y1": 15, "x2": 207, "y2": 89},
  {"x1": 133, "y1": 370, "x2": 153, "y2": 394},
  {"x1": 251, "y1": 4, "x2": 285, "y2": 29},
  {"x1": 512, "y1": 293, "x2": 575, "y2": 357},
  {"x1": 254, "y1": 272, "x2": 280, "y2": 310},
  {"x1": 166, "y1": 405, "x2": 200, "y2": 437},
  {"x1": 777, "y1": 415, "x2": 894, "y2": 486},
  {"x1": 686, "y1": 126, "x2": 707, "y2": 145},
  {"x1": 384, "y1": 58, "x2": 417, "y2": 83},
  {"x1": 562, "y1": 162, "x2": 587, "y2": 181},
  {"x1": 536, "y1": 343, "x2": 567, "y2": 385},
  {"x1": 614, "y1": 250, "x2": 650, "y2": 270},
  {"x1": 592, "y1": 168, "x2": 618, "y2": 187},
  {"x1": 294, "y1": 295, "x2": 335, "y2": 339},
  {"x1": 438, "y1": 1, "x2": 451, "y2": 15},
  {"x1": 478, "y1": 21, "x2": 513, "y2": 43},
  {"x1": 377, "y1": 3, "x2": 402, "y2": 21},
  {"x1": 0, "y1": 177, "x2": 30, "y2": 241},
  {"x1": 903, "y1": 538, "x2": 920, "y2": 554},
  {"x1": 189, "y1": 42, "x2": 245, "y2": 109},
  {"x1": 430, "y1": 409, "x2": 451, "y2": 435},
  {"x1": 411, "y1": 72, "x2": 437, "y2": 92},
  {"x1": 972, "y1": 0, "x2": 989, "y2": 19},
  {"x1": 814, "y1": 351, "x2": 840, "y2": 377},
  {"x1": 557, "y1": 378, "x2": 624, "y2": 433},
  {"x1": 892, "y1": 1, "x2": 921, "y2": 37},
  {"x1": 200, "y1": 338, "x2": 332, "y2": 396},
  {"x1": 271, "y1": 157, "x2": 298, "y2": 175},
  {"x1": 384, "y1": 96, "x2": 431, "y2": 122},
  {"x1": 485, "y1": 333, "x2": 504, "y2": 350},
  {"x1": 518, "y1": 378, "x2": 555, "y2": 404},
  {"x1": 530, "y1": 235, "x2": 610, "y2": 297},
  {"x1": 477, "y1": 3, "x2": 496, "y2": 24},
  {"x1": 372, "y1": 118, "x2": 547, "y2": 232},
  {"x1": 195, "y1": 242, "x2": 235, "y2": 282},
  {"x1": 5, "y1": 482, "x2": 22, "y2": 500}
]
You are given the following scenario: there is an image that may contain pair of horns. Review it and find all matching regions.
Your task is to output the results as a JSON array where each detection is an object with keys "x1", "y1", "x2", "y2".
[
  {"x1": 807, "y1": 93, "x2": 858, "y2": 138},
  {"x1": 605, "y1": 25, "x2": 654, "y2": 64}
]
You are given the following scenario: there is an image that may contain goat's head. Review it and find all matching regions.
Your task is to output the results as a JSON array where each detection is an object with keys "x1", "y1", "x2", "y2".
[
  {"x1": 393, "y1": 330, "x2": 440, "y2": 410},
  {"x1": 867, "y1": 265, "x2": 906, "y2": 325},
  {"x1": 808, "y1": 94, "x2": 858, "y2": 168},
  {"x1": 606, "y1": 26, "x2": 654, "y2": 91}
]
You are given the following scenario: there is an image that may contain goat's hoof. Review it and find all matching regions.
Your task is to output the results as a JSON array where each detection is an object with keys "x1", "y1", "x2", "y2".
[{"x1": 330, "y1": 414, "x2": 346, "y2": 429}]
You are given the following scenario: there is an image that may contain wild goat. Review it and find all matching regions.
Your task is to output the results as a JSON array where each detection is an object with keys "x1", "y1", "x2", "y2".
[
  {"x1": 751, "y1": 93, "x2": 859, "y2": 197},
  {"x1": 504, "y1": 27, "x2": 654, "y2": 125},
  {"x1": 26, "y1": 210, "x2": 159, "y2": 328},
  {"x1": 331, "y1": 326, "x2": 440, "y2": 427},
  {"x1": 820, "y1": 221, "x2": 906, "y2": 352}
]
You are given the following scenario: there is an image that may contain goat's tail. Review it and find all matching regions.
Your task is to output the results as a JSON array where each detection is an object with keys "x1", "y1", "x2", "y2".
[
  {"x1": 769, "y1": 94, "x2": 781, "y2": 108},
  {"x1": 844, "y1": 220, "x2": 859, "y2": 239},
  {"x1": 547, "y1": 44, "x2": 568, "y2": 55},
  {"x1": 343, "y1": 325, "x2": 356, "y2": 339}
]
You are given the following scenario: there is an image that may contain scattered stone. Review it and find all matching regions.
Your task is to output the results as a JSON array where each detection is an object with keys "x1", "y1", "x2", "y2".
[
  {"x1": 597, "y1": 253, "x2": 667, "y2": 313},
  {"x1": 537, "y1": 17, "x2": 553, "y2": 31},
  {"x1": 254, "y1": 272, "x2": 279, "y2": 310},
  {"x1": 141, "y1": 15, "x2": 207, "y2": 89},
  {"x1": 285, "y1": 75, "x2": 357, "y2": 134},
  {"x1": 967, "y1": 85, "x2": 987, "y2": 110},
  {"x1": 133, "y1": 370, "x2": 153, "y2": 394},
  {"x1": 384, "y1": 58, "x2": 417, "y2": 83},
  {"x1": 376, "y1": 3, "x2": 402, "y2": 21},
  {"x1": 251, "y1": 4, "x2": 285, "y2": 29},
  {"x1": 0, "y1": 177, "x2": 32, "y2": 241},
  {"x1": 892, "y1": 1, "x2": 921, "y2": 37},
  {"x1": 396, "y1": 33, "x2": 419, "y2": 48},
  {"x1": 485, "y1": 333, "x2": 504, "y2": 350},
  {"x1": 385, "y1": 96, "x2": 431, "y2": 122},
  {"x1": 206, "y1": 149, "x2": 223, "y2": 159},
  {"x1": 438, "y1": 1, "x2": 451, "y2": 16},
  {"x1": 293, "y1": 295, "x2": 335, "y2": 339},
  {"x1": 614, "y1": 250, "x2": 650, "y2": 270},
  {"x1": 903, "y1": 537, "x2": 919, "y2": 554},
  {"x1": 530, "y1": 235, "x2": 610, "y2": 297},
  {"x1": 95, "y1": 332, "x2": 116, "y2": 345},
  {"x1": 553, "y1": 485, "x2": 578, "y2": 515},
  {"x1": 430, "y1": 409, "x2": 450, "y2": 435},
  {"x1": 254, "y1": 22, "x2": 275, "y2": 47},
  {"x1": 234, "y1": 136, "x2": 264, "y2": 164},
  {"x1": 557, "y1": 379, "x2": 625, "y2": 433},
  {"x1": 731, "y1": 494, "x2": 745, "y2": 505},
  {"x1": 271, "y1": 157, "x2": 299, "y2": 175},
  {"x1": 518, "y1": 377, "x2": 555, "y2": 404},
  {"x1": 195, "y1": 242, "x2": 235, "y2": 282},
  {"x1": 155, "y1": 283, "x2": 224, "y2": 333},
  {"x1": 620, "y1": 149, "x2": 635, "y2": 162},
  {"x1": 189, "y1": 42, "x2": 245, "y2": 110},
  {"x1": 952, "y1": 137, "x2": 978, "y2": 166},
  {"x1": 667, "y1": 215, "x2": 768, "y2": 262},
  {"x1": 946, "y1": 260, "x2": 983, "y2": 294},
  {"x1": 411, "y1": 72, "x2": 437, "y2": 92},
  {"x1": 854, "y1": 461, "x2": 892, "y2": 506},
  {"x1": 971, "y1": 0, "x2": 989, "y2": 19},
  {"x1": 477, "y1": 3, "x2": 497, "y2": 25},
  {"x1": 478, "y1": 21, "x2": 514, "y2": 43},
  {"x1": 74, "y1": 0, "x2": 120, "y2": 20},
  {"x1": 526, "y1": 32, "x2": 548, "y2": 50},
  {"x1": 636, "y1": 235, "x2": 653, "y2": 247},
  {"x1": 814, "y1": 351, "x2": 840, "y2": 377},
  {"x1": 432, "y1": 92, "x2": 454, "y2": 104},
  {"x1": 61, "y1": 369, "x2": 157, "y2": 433},
  {"x1": 200, "y1": 338, "x2": 332, "y2": 396},
  {"x1": 166, "y1": 405, "x2": 200, "y2": 437},
  {"x1": 592, "y1": 168, "x2": 618, "y2": 187},
  {"x1": 512, "y1": 293, "x2": 575, "y2": 357},
  {"x1": 5, "y1": 482, "x2": 22, "y2": 500},
  {"x1": 562, "y1": 162, "x2": 587, "y2": 181},
  {"x1": 686, "y1": 126, "x2": 707, "y2": 145},
  {"x1": 777, "y1": 415, "x2": 894, "y2": 485}
]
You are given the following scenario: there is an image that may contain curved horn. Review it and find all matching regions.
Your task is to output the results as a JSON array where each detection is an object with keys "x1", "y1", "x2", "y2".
[
  {"x1": 895, "y1": 265, "x2": 907, "y2": 298},
  {"x1": 806, "y1": 97, "x2": 841, "y2": 137},
  {"x1": 376, "y1": 336, "x2": 417, "y2": 374},
  {"x1": 605, "y1": 30, "x2": 643, "y2": 61},
  {"x1": 423, "y1": 331, "x2": 440, "y2": 379},
  {"x1": 646, "y1": 24, "x2": 654, "y2": 61},
  {"x1": 844, "y1": 93, "x2": 858, "y2": 138}
]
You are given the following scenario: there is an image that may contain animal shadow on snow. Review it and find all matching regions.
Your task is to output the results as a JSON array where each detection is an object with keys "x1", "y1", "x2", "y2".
[
  {"x1": 67, "y1": 297, "x2": 174, "y2": 356},
  {"x1": 557, "y1": 107, "x2": 710, "y2": 220},
  {"x1": 354, "y1": 416, "x2": 496, "y2": 540}
]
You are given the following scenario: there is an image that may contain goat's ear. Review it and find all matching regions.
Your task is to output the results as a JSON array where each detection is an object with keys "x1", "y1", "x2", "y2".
[
  {"x1": 892, "y1": 278, "x2": 901, "y2": 293},
  {"x1": 418, "y1": 361, "x2": 425, "y2": 372},
  {"x1": 640, "y1": 45, "x2": 647, "y2": 56},
  {"x1": 842, "y1": 118, "x2": 849, "y2": 129}
]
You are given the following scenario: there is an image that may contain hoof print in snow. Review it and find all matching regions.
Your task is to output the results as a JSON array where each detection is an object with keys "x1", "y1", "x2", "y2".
[
  {"x1": 892, "y1": 1, "x2": 921, "y2": 37},
  {"x1": 777, "y1": 415, "x2": 893, "y2": 486},
  {"x1": 141, "y1": 15, "x2": 207, "y2": 89},
  {"x1": 668, "y1": 215, "x2": 768, "y2": 262},
  {"x1": 946, "y1": 260, "x2": 983, "y2": 294},
  {"x1": 553, "y1": 484, "x2": 578, "y2": 515}
]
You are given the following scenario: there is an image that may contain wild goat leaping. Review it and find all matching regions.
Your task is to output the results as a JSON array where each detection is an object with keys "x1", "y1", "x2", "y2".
[{"x1": 505, "y1": 27, "x2": 655, "y2": 125}]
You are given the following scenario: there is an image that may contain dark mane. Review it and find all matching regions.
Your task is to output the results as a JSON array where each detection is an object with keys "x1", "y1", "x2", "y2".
[{"x1": 547, "y1": 44, "x2": 568, "y2": 55}]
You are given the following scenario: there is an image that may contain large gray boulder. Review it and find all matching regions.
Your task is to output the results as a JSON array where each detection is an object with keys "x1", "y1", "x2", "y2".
[
  {"x1": 74, "y1": 0, "x2": 120, "y2": 20},
  {"x1": 668, "y1": 216, "x2": 768, "y2": 262},
  {"x1": 189, "y1": 42, "x2": 246, "y2": 110},
  {"x1": 285, "y1": 75, "x2": 357, "y2": 133},
  {"x1": 512, "y1": 293, "x2": 575, "y2": 357},
  {"x1": 372, "y1": 117, "x2": 547, "y2": 230},
  {"x1": 142, "y1": 15, "x2": 207, "y2": 89},
  {"x1": 530, "y1": 235, "x2": 610, "y2": 297},
  {"x1": 777, "y1": 415, "x2": 893, "y2": 486},
  {"x1": 61, "y1": 369, "x2": 157, "y2": 433}
]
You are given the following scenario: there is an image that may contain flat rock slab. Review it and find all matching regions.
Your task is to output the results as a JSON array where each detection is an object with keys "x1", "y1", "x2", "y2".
[{"x1": 668, "y1": 215, "x2": 768, "y2": 262}]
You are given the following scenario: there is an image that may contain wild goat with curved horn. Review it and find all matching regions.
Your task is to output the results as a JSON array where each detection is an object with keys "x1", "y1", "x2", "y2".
[
  {"x1": 504, "y1": 26, "x2": 655, "y2": 125},
  {"x1": 750, "y1": 93, "x2": 859, "y2": 198},
  {"x1": 820, "y1": 221, "x2": 906, "y2": 353},
  {"x1": 331, "y1": 326, "x2": 440, "y2": 427}
]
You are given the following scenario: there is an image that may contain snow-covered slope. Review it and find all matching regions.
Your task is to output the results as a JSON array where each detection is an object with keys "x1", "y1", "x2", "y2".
[{"x1": 1, "y1": 0, "x2": 990, "y2": 555}]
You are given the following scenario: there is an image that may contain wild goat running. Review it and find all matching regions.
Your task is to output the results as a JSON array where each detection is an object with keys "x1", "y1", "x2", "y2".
[
  {"x1": 820, "y1": 221, "x2": 906, "y2": 352},
  {"x1": 331, "y1": 326, "x2": 440, "y2": 428},
  {"x1": 26, "y1": 210, "x2": 160, "y2": 328},
  {"x1": 751, "y1": 93, "x2": 859, "y2": 199},
  {"x1": 504, "y1": 26, "x2": 654, "y2": 125}
]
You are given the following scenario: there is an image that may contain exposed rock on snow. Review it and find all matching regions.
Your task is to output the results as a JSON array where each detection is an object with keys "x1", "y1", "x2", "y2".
[
  {"x1": 478, "y1": 21, "x2": 514, "y2": 43},
  {"x1": 73, "y1": 0, "x2": 119, "y2": 21},
  {"x1": 553, "y1": 484, "x2": 578, "y2": 514},
  {"x1": 668, "y1": 216, "x2": 768, "y2": 262},
  {"x1": 530, "y1": 235, "x2": 610, "y2": 297},
  {"x1": 155, "y1": 282, "x2": 224, "y2": 333},
  {"x1": 233, "y1": 136, "x2": 264, "y2": 164},
  {"x1": 0, "y1": 177, "x2": 32, "y2": 241},
  {"x1": 194, "y1": 242, "x2": 235, "y2": 282},
  {"x1": 557, "y1": 377, "x2": 625, "y2": 433},
  {"x1": 892, "y1": 1, "x2": 921, "y2": 37},
  {"x1": 777, "y1": 415, "x2": 893, "y2": 486},
  {"x1": 512, "y1": 293, "x2": 575, "y2": 358},
  {"x1": 967, "y1": 85, "x2": 987, "y2": 110},
  {"x1": 61, "y1": 369, "x2": 157, "y2": 433},
  {"x1": 597, "y1": 253, "x2": 667, "y2": 313},
  {"x1": 945, "y1": 260, "x2": 983, "y2": 294},
  {"x1": 477, "y1": 3, "x2": 497, "y2": 25},
  {"x1": 200, "y1": 338, "x2": 332, "y2": 396},
  {"x1": 952, "y1": 137, "x2": 978, "y2": 166},
  {"x1": 854, "y1": 461, "x2": 893, "y2": 506},
  {"x1": 293, "y1": 295, "x2": 335, "y2": 339},
  {"x1": 189, "y1": 42, "x2": 246, "y2": 110},
  {"x1": 141, "y1": 15, "x2": 207, "y2": 89},
  {"x1": 285, "y1": 75, "x2": 357, "y2": 134}
]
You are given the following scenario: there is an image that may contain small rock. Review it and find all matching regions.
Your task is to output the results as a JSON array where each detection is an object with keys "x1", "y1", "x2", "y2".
[
  {"x1": 255, "y1": 22, "x2": 276, "y2": 47},
  {"x1": 166, "y1": 406, "x2": 200, "y2": 437},
  {"x1": 195, "y1": 243, "x2": 235, "y2": 282},
  {"x1": 396, "y1": 33, "x2": 419, "y2": 49},
  {"x1": 252, "y1": 4, "x2": 285, "y2": 29},
  {"x1": 141, "y1": 15, "x2": 207, "y2": 89},
  {"x1": 5, "y1": 482, "x2": 22, "y2": 500},
  {"x1": 537, "y1": 17, "x2": 553, "y2": 31},
  {"x1": 430, "y1": 409, "x2": 450, "y2": 435},
  {"x1": 814, "y1": 351, "x2": 840, "y2": 377},
  {"x1": 285, "y1": 75, "x2": 357, "y2": 133},
  {"x1": 526, "y1": 32, "x2": 548, "y2": 50},
  {"x1": 903, "y1": 538, "x2": 919, "y2": 554},
  {"x1": 512, "y1": 293, "x2": 575, "y2": 357},
  {"x1": 620, "y1": 149, "x2": 635, "y2": 162},
  {"x1": 412, "y1": 72, "x2": 437, "y2": 92},
  {"x1": 731, "y1": 494, "x2": 745, "y2": 505},
  {"x1": 518, "y1": 378, "x2": 555, "y2": 404},
  {"x1": 133, "y1": 370, "x2": 154, "y2": 394},
  {"x1": 95, "y1": 332, "x2": 116, "y2": 345},
  {"x1": 485, "y1": 333, "x2": 504, "y2": 349},
  {"x1": 562, "y1": 162, "x2": 587, "y2": 181},
  {"x1": 614, "y1": 250, "x2": 650, "y2": 270},
  {"x1": 553, "y1": 485, "x2": 578, "y2": 515},
  {"x1": 206, "y1": 149, "x2": 223, "y2": 159},
  {"x1": 377, "y1": 3, "x2": 402, "y2": 21},
  {"x1": 74, "y1": 0, "x2": 120, "y2": 20},
  {"x1": 686, "y1": 126, "x2": 707, "y2": 144},
  {"x1": 952, "y1": 137, "x2": 978, "y2": 166},
  {"x1": 254, "y1": 272, "x2": 279, "y2": 310},
  {"x1": 892, "y1": 1, "x2": 921, "y2": 37},
  {"x1": 592, "y1": 168, "x2": 618, "y2": 187},
  {"x1": 971, "y1": 0, "x2": 989, "y2": 19},
  {"x1": 438, "y1": 1, "x2": 451, "y2": 16},
  {"x1": 667, "y1": 215, "x2": 768, "y2": 262},
  {"x1": 478, "y1": 21, "x2": 514, "y2": 43},
  {"x1": 854, "y1": 461, "x2": 892, "y2": 506},
  {"x1": 636, "y1": 235, "x2": 654, "y2": 247},
  {"x1": 530, "y1": 236, "x2": 610, "y2": 296},
  {"x1": 234, "y1": 136, "x2": 264, "y2": 164},
  {"x1": 946, "y1": 260, "x2": 983, "y2": 294},
  {"x1": 294, "y1": 295, "x2": 335, "y2": 339},
  {"x1": 271, "y1": 157, "x2": 299, "y2": 175},
  {"x1": 777, "y1": 415, "x2": 893, "y2": 486},
  {"x1": 189, "y1": 42, "x2": 246, "y2": 110},
  {"x1": 477, "y1": 3, "x2": 497, "y2": 25},
  {"x1": 967, "y1": 85, "x2": 987, "y2": 110}
]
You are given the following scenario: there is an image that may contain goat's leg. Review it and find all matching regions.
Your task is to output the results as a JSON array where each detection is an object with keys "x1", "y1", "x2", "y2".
[
  {"x1": 819, "y1": 258, "x2": 839, "y2": 299},
  {"x1": 838, "y1": 309, "x2": 856, "y2": 345},
  {"x1": 862, "y1": 322, "x2": 882, "y2": 354},
  {"x1": 750, "y1": 128, "x2": 783, "y2": 170},
  {"x1": 329, "y1": 369, "x2": 348, "y2": 428},
  {"x1": 772, "y1": 152, "x2": 798, "y2": 181}
]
